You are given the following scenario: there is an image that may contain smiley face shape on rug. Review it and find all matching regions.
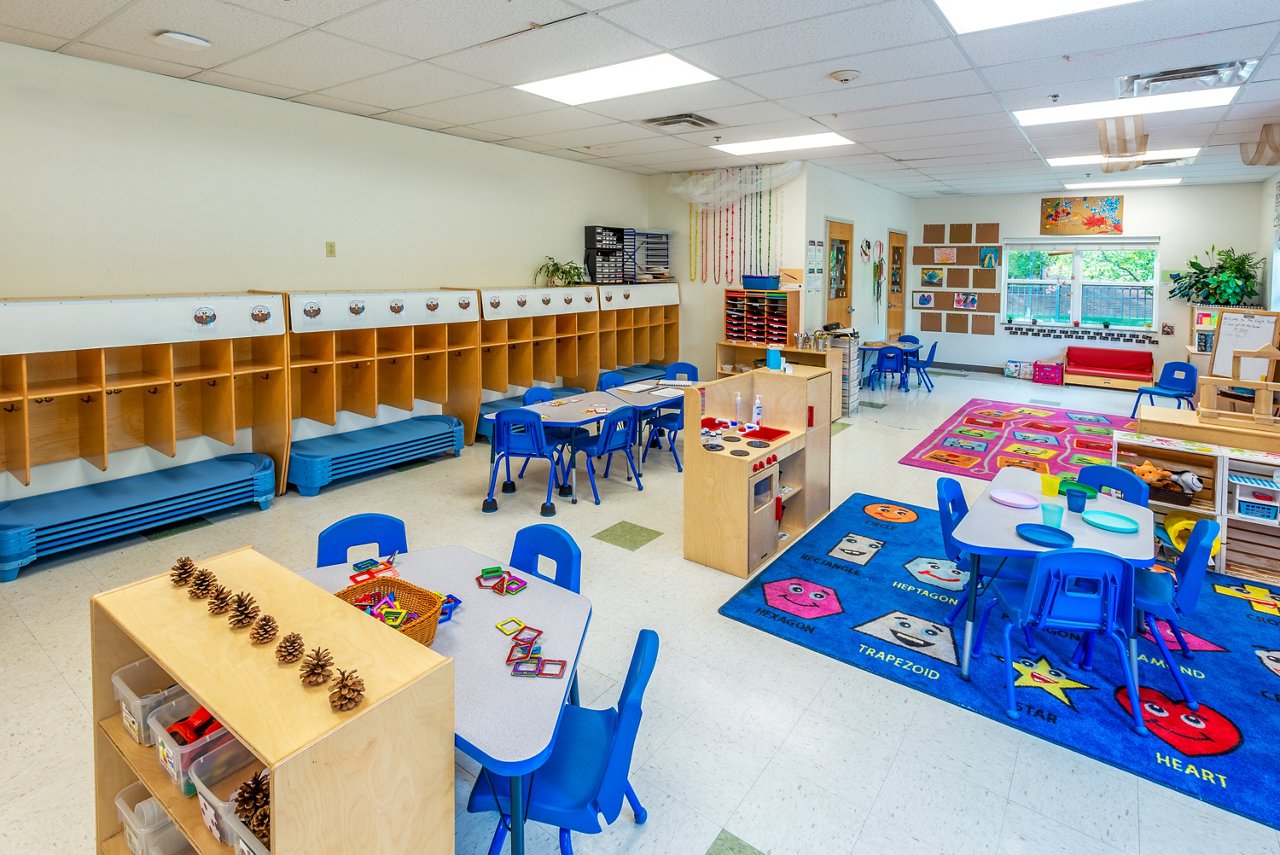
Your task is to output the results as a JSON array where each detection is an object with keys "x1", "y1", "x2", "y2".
[
  {"x1": 852, "y1": 611, "x2": 958, "y2": 665},
  {"x1": 1115, "y1": 687, "x2": 1243, "y2": 757},
  {"x1": 762, "y1": 577, "x2": 844, "y2": 620},
  {"x1": 827, "y1": 533, "x2": 884, "y2": 565},
  {"x1": 864, "y1": 502, "x2": 919, "y2": 524},
  {"x1": 1257, "y1": 648, "x2": 1280, "y2": 678},
  {"x1": 903, "y1": 557, "x2": 969, "y2": 591}
]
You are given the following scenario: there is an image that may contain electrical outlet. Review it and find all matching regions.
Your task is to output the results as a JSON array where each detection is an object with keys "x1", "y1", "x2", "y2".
[{"x1": 325, "y1": 241, "x2": 336, "y2": 258}]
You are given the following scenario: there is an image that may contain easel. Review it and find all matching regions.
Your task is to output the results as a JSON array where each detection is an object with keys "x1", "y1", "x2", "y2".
[{"x1": 1198, "y1": 343, "x2": 1280, "y2": 428}]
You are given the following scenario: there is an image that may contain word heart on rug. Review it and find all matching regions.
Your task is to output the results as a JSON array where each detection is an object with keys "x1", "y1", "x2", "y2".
[{"x1": 720, "y1": 492, "x2": 1280, "y2": 830}]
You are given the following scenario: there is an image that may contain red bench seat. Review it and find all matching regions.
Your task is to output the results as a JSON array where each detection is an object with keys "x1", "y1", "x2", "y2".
[{"x1": 1063, "y1": 346, "x2": 1154, "y2": 390}]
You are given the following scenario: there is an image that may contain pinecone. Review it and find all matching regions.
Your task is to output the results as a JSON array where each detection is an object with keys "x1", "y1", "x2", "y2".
[
  {"x1": 299, "y1": 647, "x2": 334, "y2": 686},
  {"x1": 207, "y1": 585, "x2": 232, "y2": 615},
  {"x1": 188, "y1": 569, "x2": 217, "y2": 600},
  {"x1": 228, "y1": 592, "x2": 259, "y2": 629},
  {"x1": 275, "y1": 632, "x2": 304, "y2": 664},
  {"x1": 249, "y1": 805, "x2": 271, "y2": 846},
  {"x1": 328, "y1": 668, "x2": 365, "y2": 712},
  {"x1": 234, "y1": 770, "x2": 269, "y2": 823},
  {"x1": 170, "y1": 556, "x2": 197, "y2": 586},
  {"x1": 249, "y1": 615, "x2": 278, "y2": 645}
]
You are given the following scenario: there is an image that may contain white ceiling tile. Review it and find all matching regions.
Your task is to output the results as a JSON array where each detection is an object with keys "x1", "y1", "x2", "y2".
[
  {"x1": 1224, "y1": 101, "x2": 1280, "y2": 122},
  {"x1": 1238, "y1": 78, "x2": 1280, "y2": 104},
  {"x1": 673, "y1": 116, "x2": 837, "y2": 145},
  {"x1": 215, "y1": 30, "x2": 414, "y2": 91},
  {"x1": 654, "y1": 154, "x2": 752, "y2": 171},
  {"x1": 1142, "y1": 106, "x2": 1232, "y2": 129},
  {"x1": 59, "y1": 42, "x2": 201, "y2": 78},
  {"x1": 401, "y1": 87, "x2": 558, "y2": 125},
  {"x1": 431, "y1": 15, "x2": 656, "y2": 85},
  {"x1": 619, "y1": 147, "x2": 733, "y2": 166},
  {"x1": 290, "y1": 92, "x2": 386, "y2": 116},
  {"x1": 598, "y1": 0, "x2": 869, "y2": 49},
  {"x1": 574, "y1": 135, "x2": 701, "y2": 158},
  {"x1": 583, "y1": 80, "x2": 761, "y2": 122},
  {"x1": 844, "y1": 113, "x2": 1014, "y2": 142},
  {"x1": 523, "y1": 122, "x2": 657, "y2": 149},
  {"x1": 734, "y1": 39, "x2": 971, "y2": 101},
  {"x1": 0, "y1": 24, "x2": 67, "y2": 50},
  {"x1": 190, "y1": 69, "x2": 305, "y2": 99},
  {"x1": 497, "y1": 138, "x2": 557, "y2": 153},
  {"x1": 319, "y1": 61, "x2": 492, "y2": 109},
  {"x1": 224, "y1": 0, "x2": 379, "y2": 28},
  {"x1": 441, "y1": 126, "x2": 512, "y2": 142},
  {"x1": 695, "y1": 100, "x2": 801, "y2": 127},
  {"x1": 816, "y1": 94, "x2": 1005, "y2": 130},
  {"x1": 779, "y1": 70, "x2": 988, "y2": 117},
  {"x1": 544, "y1": 148, "x2": 604, "y2": 161},
  {"x1": 79, "y1": 0, "x2": 304, "y2": 69},
  {"x1": 995, "y1": 78, "x2": 1119, "y2": 112},
  {"x1": 376, "y1": 111, "x2": 453, "y2": 130},
  {"x1": 0, "y1": 0, "x2": 129, "y2": 39},
  {"x1": 469, "y1": 106, "x2": 615, "y2": 137}
]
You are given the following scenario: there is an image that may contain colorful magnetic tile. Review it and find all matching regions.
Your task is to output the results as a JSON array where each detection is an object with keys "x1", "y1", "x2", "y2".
[
  {"x1": 480, "y1": 566, "x2": 505, "y2": 579},
  {"x1": 507, "y1": 644, "x2": 534, "y2": 664},
  {"x1": 352, "y1": 559, "x2": 379, "y2": 572},
  {"x1": 496, "y1": 618, "x2": 525, "y2": 635},
  {"x1": 512, "y1": 626, "x2": 542, "y2": 644},
  {"x1": 348, "y1": 570, "x2": 377, "y2": 584},
  {"x1": 373, "y1": 595, "x2": 397, "y2": 615},
  {"x1": 371, "y1": 564, "x2": 399, "y2": 579},
  {"x1": 492, "y1": 577, "x2": 509, "y2": 595},
  {"x1": 444, "y1": 594, "x2": 461, "y2": 607},
  {"x1": 437, "y1": 610, "x2": 452, "y2": 624},
  {"x1": 353, "y1": 592, "x2": 377, "y2": 605},
  {"x1": 511, "y1": 659, "x2": 541, "y2": 677},
  {"x1": 382, "y1": 609, "x2": 409, "y2": 628},
  {"x1": 477, "y1": 573, "x2": 506, "y2": 589},
  {"x1": 503, "y1": 577, "x2": 527, "y2": 595},
  {"x1": 537, "y1": 659, "x2": 567, "y2": 679}
]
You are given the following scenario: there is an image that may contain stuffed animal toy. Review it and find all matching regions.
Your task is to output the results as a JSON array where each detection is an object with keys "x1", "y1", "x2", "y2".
[
  {"x1": 1133, "y1": 460, "x2": 1177, "y2": 491},
  {"x1": 1168, "y1": 470, "x2": 1203, "y2": 494}
]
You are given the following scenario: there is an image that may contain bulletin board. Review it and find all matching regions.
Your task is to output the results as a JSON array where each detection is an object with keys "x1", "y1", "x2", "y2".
[{"x1": 910, "y1": 222, "x2": 1001, "y2": 335}]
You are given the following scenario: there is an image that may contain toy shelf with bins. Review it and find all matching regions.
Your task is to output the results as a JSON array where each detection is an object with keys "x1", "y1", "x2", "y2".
[
  {"x1": 714, "y1": 342, "x2": 842, "y2": 422},
  {"x1": 597, "y1": 283, "x2": 679, "y2": 375},
  {"x1": 474, "y1": 286, "x2": 601, "y2": 393},
  {"x1": 0, "y1": 295, "x2": 289, "y2": 492},
  {"x1": 1111, "y1": 432, "x2": 1221, "y2": 516},
  {"x1": 723, "y1": 289, "x2": 801, "y2": 347},
  {"x1": 92, "y1": 547, "x2": 454, "y2": 854},
  {"x1": 1220, "y1": 446, "x2": 1280, "y2": 584}
]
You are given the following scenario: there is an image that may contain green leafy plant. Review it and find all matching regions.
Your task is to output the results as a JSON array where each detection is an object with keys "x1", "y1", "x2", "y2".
[
  {"x1": 1168, "y1": 245, "x2": 1262, "y2": 305},
  {"x1": 533, "y1": 256, "x2": 587, "y2": 288}
]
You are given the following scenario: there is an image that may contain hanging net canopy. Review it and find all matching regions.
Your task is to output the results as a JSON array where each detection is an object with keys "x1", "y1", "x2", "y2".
[{"x1": 666, "y1": 162, "x2": 803, "y2": 210}]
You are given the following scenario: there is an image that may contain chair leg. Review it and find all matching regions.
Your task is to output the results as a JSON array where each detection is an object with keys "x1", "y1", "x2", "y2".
[
  {"x1": 1109, "y1": 631, "x2": 1150, "y2": 736},
  {"x1": 487, "y1": 817, "x2": 510, "y2": 855},
  {"x1": 1129, "y1": 396, "x2": 1140, "y2": 418},
  {"x1": 945, "y1": 591, "x2": 968, "y2": 627},
  {"x1": 624, "y1": 449, "x2": 644, "y2": 490},
  {"x1": 1022, "y1": 626, "x2": 1039, "y2": 655},
  {"x1": 1148, "y1": 618, "x2": 1197, "y2": 709},
  {"x1": 624, "y1": 781, "x2": 648, "y2": 824},
  {"x1": 483, "y1": 453, "x2": 503, "y2": 513},
  {"x1": 972, "y1": 598, "x2": 997, "y2": 656},
  {"x1": 669, "y1": 428, "x2": 683, "y2": 472},
  {"x1": 502, "y1": 454, "x2": 516, "y2": 494},
  {"x1": 518, "y1": 456, "x2": 531, "y2": 479},
  {"x1": 559, "y1": 828, "x2": 574, "y2": 855},
  {"x1": 584, "y1": 456, "x2": 601, "y2": 505},
  {"x1": 1167, "y1": 619, "x2": 1193, "y2": 659},
  {"x1": 541, "y1": 457, "x2": 556, "y2": 517},
  {"x1": 1003, "y1": 621, "x2": 1018, "y2": 718},
  {"x1": 603, "y1": 450, "x2": 614, "y2": 479}
]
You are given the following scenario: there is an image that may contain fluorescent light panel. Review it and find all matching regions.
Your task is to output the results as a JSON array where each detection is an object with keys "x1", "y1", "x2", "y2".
[
  {"x1": 712, "y1": 132, "x2": 853, "y2": 156},
  {"x1": 1016, "y1": 88, "x2": 1238, "y2": 126},
  {"x1": 1063, "y1": 178, "x2": 1183, "y2": 189},
  {"x1": 1047, "y1": 147, "x2": 1200, "y2": 166},
  {"x1": 515, "y1": 54, "x2": 716, "y2": 106},
  {"x1": 934, "y1": 0, "x2": 1142, "y2": 34}
]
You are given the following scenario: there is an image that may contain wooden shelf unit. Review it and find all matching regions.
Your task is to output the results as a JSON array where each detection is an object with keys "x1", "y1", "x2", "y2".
[
  {"x1": 715, "y1": 341, "x2": 842, "y2": 422},
  {"x1": 723, "y1": 288, "x2": 801, "y2": 348},
  {"x1": 683, "y1": 365, "x2": 832, "y2": 577},
  {"x1": 474, "y1": 286, "x2": 608, "y2": 393},
  {"x1": 0, "y1": 296, "x2": 290, "y2": 492},
  {"x1": 92, "y1": 547, "x2": 454, "y2": 854},
  {"x1": 597, "y1": 283, "x2": 679, "y2": 374}
]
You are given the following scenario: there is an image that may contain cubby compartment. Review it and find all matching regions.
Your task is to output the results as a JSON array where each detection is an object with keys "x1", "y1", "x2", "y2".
[
  {"x1": 507, "y1": 341, "x2": 534, "y2": 388},
  {"x1": 481, "y1": 344, "x2": 508, "y2": 392},
  {"x1": 106, "y1": 385, "x2": 176, "y2": 456},
  {"x1": 232, "y1": 371, "x2": 288, "y2": 451},
  {"x1": 172, "y1": 340, "x2": 232, "y2": 382},
  {"x1": 1113, "y1": 435, "x2": 1218, "y2": 515},
  {"x1": 648, "y1": 325, "x2": 666, "y2": 363},
  {"x1": 114, "y1": 781, "x2": 193, "y2": 855},
  {"x1": 112, "y1": 658, "x2": 183, "y2": 747},
  {"x1": 26, "y1": 349, "x2": 103, "y2": 397},
  {"x1": 615, "y1": 328, "x2": 635, "y2": 367},
  {"x1": 555, "y1": 313, "x2": 577, "y2": 336},
  {"x1": 376, "y1": 327, "x2": 413, "y2": 358},
  {"x1": 105, "y1": 345, "x2": 171, "y2": 390},
  {"x1": 414, "y1": 352, "x2": 448, "y2": 403},
  {"x1": 414, "y1": 324, "x2": 447, "y2": 353},
  {"x1": 533, "y1": 315, "x2": 556, "y2": 341},
  {"x1": 27, "y1": 392, "x2": 106, "y2": 469},
  {"x1": 632, "y1": 326, "x2": 651, "y2": 365},
  {"x1": 599, "y1": 330, "x2": 617, "y2": 370},
  {"x1": 334, "y1": 330, "x2": 375, "y2": 363},
  {"x1": 447, "y1": 322, "x2": 478, "y2": 349},
  {"x1": 507, "y1": 317, "x2": 533, "y2": 343},
  {"x1": 377, "y1": 355, "x2": 414, "y2": 411},
  {"x1": 597, "y1": 310, "x2": 616, "y2": 332},
  {"x1": 336, "y1": 359, "x2": 377, "y2": 417},
  {"x1": 481, "y1": 319, "x2": 507, "y2": 347},
  {"x1": 289, "y1": 331, "x2": 333, "y2": 367},
  {"x1": 174, "y1": 376, "x2": 235, "y2": 445},
  {"x1": 532, "y1": 339, "x2": 557, "y2": 383},
  {"x1": 2, "y1": 401, "x2": 30, "y2": 485},
  {"x1": 0, "y1": 355, "x2": 25, "y2": 401},
  {"x1": 556, "y1": 337, "x2": 579, "y2": 380},
  {"x1": 290, "y1": 364, "x2": 336, "y2": 425},
  {"x1": 232, "y1": 337, "x2": 285, "y2": 375}
]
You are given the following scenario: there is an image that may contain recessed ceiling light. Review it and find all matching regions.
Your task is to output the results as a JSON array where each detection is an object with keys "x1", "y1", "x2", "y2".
[
  {"x1": 152, "y1": 30, "x2": 212, "y2": 50},
  {"x1": 514, "y1": 54, "x2": 716, "y2": 106},
  {"x1": 934, "y1": 0, "x2": 1143, "y2": 34},
  {"x1": 1047, "y1": 147, "x2": 1200, "y2": 166},
  {"x1": 1015, "y1": 87, "x2": 1239, "y2": 126},
  {"x1": 1063, "y1": 178, "x2": 1183, "y2": 189},
  {"x1": 712, "y1": 132, "x2": 853, "y2": 156}
]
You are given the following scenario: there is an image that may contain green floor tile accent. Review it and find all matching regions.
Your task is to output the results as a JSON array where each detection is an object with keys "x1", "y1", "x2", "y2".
[
  {"x1": 706, "y1": 830, "x2": 764, "y2": 855},
  {"x1": 593, "y1": 520, "x2": 663, "y2": 551},
  {"x1": 144, "y1": 517, "x2": 211, "y2": 540},
  {"x1": 860, "y1": 400, "x2": 887, "y2": 409},
  {"x1": 831, "y1": 421, "x2": 852, "y2": 436}
]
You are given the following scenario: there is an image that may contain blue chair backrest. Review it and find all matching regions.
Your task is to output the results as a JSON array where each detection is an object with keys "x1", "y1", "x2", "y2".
[
  {"x1": 916, "y1": 341, "x2": 938, "y2": 367},
  {"x1": 664, "y1": 361, "x2": 699, "y2": 381},
  {"x1": 597, "y1": 406, "x2": 637, "y2": 454},
  {"x1": 523, "y1": 387, "x2": 553, "y2": 405},
  {"x1": 595, "y1": 629, "x2": 659, "y2": 824},
  {"x1": 316, "y1": 513, "x2": 408, "y2": 566},
  {"x1": 936, "y1": 477, "x2": 968, "y2": 562},
  {"x1": 897, "y1": 335, "x2": 921, "y2": 344},
  {"x1": 598, "y1": 371, "x2": 624, "y2": 391},
  {"x1": 1077, "y1": 464, "x2": 1149, "y2": 507},
  {"x1": 876, "y1": 346, "x2": 905, "y2": 373},
  {"x1": 1170, "y1": 518, "x2": 1219, "y2": 615},
  {"x1": 1026, "y1": 549, "x2": 1134, "y2": 636},
  {"x1": 1157, "y1": 361, "x2": 1197, "y2": 394},
  {"x1": 509, "y1": 523, "x2": 582, "y2": 593},
  {"x1": 495, "y1": 408, "x2": 550, "y2": 457}
]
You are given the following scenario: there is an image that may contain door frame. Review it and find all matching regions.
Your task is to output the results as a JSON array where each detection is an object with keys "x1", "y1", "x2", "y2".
[
  {"x1": 886, "y1": 229, "x2": 908, "y2": 340},
  {"x1": 826, "y1": 219, "x2": 854, "y2": 326}
]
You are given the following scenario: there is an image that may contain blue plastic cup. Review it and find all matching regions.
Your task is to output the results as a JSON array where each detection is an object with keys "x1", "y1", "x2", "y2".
[
  {"x1": 1041, "y1": 502, "x2": 1065, "y2": 528},
  {"x1": 766, "y1": 347, "x2": 782, "y2": 370},
  {"x1": 1065, "y1": 488, "x2": 1087, "y2": 513}
]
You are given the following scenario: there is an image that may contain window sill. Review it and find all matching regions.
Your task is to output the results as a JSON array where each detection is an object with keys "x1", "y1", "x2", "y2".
[
  {"x1": 1004, "y1": 322, "x2": 1154, "y2": 332},
  {"x1": 1001, "y1": 323, "x2": 1158, "y2": 345}
]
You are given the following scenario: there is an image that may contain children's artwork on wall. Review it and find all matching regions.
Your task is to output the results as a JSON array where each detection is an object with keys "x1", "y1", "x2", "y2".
[
  {"x1": 953, "y1": 292, "x2": 978, "y2": 310},
  {"x1": 920, "y1": 267, "x2": 943, "y2": 286},
  {"x1": 933, "y1": 247, "x2": 957, "y2": 264},
  {"x1": 978, "y1": 247, "x2": 1001, "y2": 268},
  {"x1": 913, "y1": 293, "x2": 935, "y2": 308},
  {"x1": 1040, "y1": 196, "x2": 1124, "y2": 235}
]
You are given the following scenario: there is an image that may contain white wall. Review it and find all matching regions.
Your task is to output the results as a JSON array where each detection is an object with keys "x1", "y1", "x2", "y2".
[
  {"x1": 1261, "y1": 174, "x2": 1280, "y2": 310},
  {"x1": 910, "y1": 183, "x2": 1269, "y2": 369}
]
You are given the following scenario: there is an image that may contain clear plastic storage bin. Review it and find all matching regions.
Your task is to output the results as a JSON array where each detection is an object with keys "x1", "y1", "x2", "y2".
[
  {"x1": 227, "y1": 810, "x2": 270, "y2": 855},
  {"x1": 112, "y1": 658, "x2": 184, "y2": 746},
  {"x1": 147, "y1": 693, "x2": 234, "y2": 796},
  {"x1": 189, "y1": 738, "x2": 266, "y2": 845},
  {"x1": 114, "y1": 781, "x2": 193, "y2": 855}
]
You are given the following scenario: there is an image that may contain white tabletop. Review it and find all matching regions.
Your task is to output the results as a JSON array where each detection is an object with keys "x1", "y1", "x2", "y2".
[
  {"x1": 951, "y1": 468, "x2": 1156, "y2": 564},
  {"x1": 483, "y1": 391, "x2": 627, "y2": 427},
  {"x1": 306, "y1": 545, "x2": 592, "y2": 774},
  {"x1": 607, "y1": 385, "x2": 683, "y2": 412}
]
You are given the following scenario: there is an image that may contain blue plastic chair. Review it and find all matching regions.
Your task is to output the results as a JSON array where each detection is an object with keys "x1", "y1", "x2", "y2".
[
  {"x1": 896, "y1": 334, "x2": 921, "y2": 345},
  {"x1": 568, "y1": 406, "x2": 642, "y2": 504},
  {"x1": 907, "y1": 341, "x2": 937, "y2": 392},
  {"x1": 868, "y1": 346, "x2": 906, "y2": 391},
  {"x1": 483, "y1": 408, "x2": 561, "y2": 516},
  {"x1": 1130, "y1": 361, "x2": 1198, "y2": 417},
  {"x1": 641, "y1": 402, "x2": 683, "y2": 472},
  {"x1": 1077, "y1": 464, "x2": 1149, "y2": 507},
  {"x1": 315, "y1": 513, "x2": 407, "y2": 566},
  {"x1": 468, "y1": 629, "x2": 659, "y2": 855},
  {"x1": 597, "y1": 371, "x2": 624, "y2": 391},
  {"x1": 518, "y1": 388, "x2": 585, "y2": 481},
  {"x1": 988, "y1": 548, "x2": 1148, "y2": 734},
  {"x1": 523, "y1": 387, "x2": 553, "y2": 405},
  {"x1": 663, "y1": 362, "x2": 698, "y2": 381},
  {"x1": 510, "y1": 523, "x2": 582, "y2": 593}
]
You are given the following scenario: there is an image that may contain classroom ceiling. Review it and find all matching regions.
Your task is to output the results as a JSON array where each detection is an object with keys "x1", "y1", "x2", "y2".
[{"x1": 5, "y1": 0, "x2": 1280, "y2": 196}]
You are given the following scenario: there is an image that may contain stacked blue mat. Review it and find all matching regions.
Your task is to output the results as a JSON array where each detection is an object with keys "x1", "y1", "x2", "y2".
[
  {"x1": 0, "y1": 453, "x2": 275, "y2": 582},
  {"x1": 288, "y1": 415, "x2": 463, "y2": 496},
  {"x1": 475, "y1": 387, "x2": 585, "y2": 443}
]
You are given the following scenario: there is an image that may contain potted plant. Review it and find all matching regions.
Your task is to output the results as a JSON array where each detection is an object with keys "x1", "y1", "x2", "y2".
[
  {"x1": 1168, "y1": 246, "x2": 1263, "y2": 305},
  {"x1": 533, "y1": 257, "x2": 588, "y2": 288}
]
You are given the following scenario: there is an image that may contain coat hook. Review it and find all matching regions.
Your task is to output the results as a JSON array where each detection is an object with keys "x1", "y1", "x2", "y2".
[
  {"x1": 208, "y1": 379, "x2": 218, "y2": 387},
  {"x1": 260, "y1": 372, "x2": 270, "y2": 381},
  {"x1": 310, "y1": 367, "x2": 319, "y2": 374},
  {"x1": 81, "y1": 395, "x2": 94, "y2": 404},
  {"x1": 3, "y1": 404, "x2": 16, "y2": 413},
  {"x1": 147, "y1": 387, "x2": 159, "y2": 395}
]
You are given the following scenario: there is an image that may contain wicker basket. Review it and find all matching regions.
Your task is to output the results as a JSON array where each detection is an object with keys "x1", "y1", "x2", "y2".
[
  {"x1": 335, "y1": 578, "x2": 443, "y2": 648},
  {"x1": 1149, "y1": 486, "x2": 1194, "y2": 507}
]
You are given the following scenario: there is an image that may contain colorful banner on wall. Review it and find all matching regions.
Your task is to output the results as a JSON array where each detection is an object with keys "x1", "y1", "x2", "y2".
[{"x1": 1040, "y1": 195, "x2": 1124, "y2": 235}]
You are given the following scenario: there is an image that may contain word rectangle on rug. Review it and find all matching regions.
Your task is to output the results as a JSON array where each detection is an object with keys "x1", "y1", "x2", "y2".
[
  {"x1": 900, "y1": 398, "x2": 1135, "y2": 482},
  {"x1": 719, "y1": 493, "x2": 1280, "y2": 830}
]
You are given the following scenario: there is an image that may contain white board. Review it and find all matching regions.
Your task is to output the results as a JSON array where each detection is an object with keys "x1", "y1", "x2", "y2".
[{"x1": 1210, "y1": 310, "x2": 1280, "y2": 379}]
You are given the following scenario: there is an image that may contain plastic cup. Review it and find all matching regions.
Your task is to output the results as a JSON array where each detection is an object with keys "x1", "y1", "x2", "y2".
[
  {"x1": 1040, "y1": 474, "x2": 1062, "y2": 496},
  {"x1": 1065, "y1": 488, "x2": 1087, "y2": 513},
  {"x1": 1041, "y1": 502, "x2": 1065, "y2": 528}
]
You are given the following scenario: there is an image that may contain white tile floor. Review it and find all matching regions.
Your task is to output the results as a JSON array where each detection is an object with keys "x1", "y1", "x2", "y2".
[{"x1": 3, "y1": 372, "x2": 1279, "y2": 855}]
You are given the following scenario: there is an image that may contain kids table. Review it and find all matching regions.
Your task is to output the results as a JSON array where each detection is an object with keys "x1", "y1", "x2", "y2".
[
  {"x1": 308, "y1": 545, "x2": 592, "y2": 855},
  {"x1": 605, "y1": 383, "x2": 684, "y2": 475},
  {"x1": 949, "y1": 467, "x2": 1155, "y2": 680},
  {"x1": 857, "y1": 341, "x2": 921, "y2": 391}
]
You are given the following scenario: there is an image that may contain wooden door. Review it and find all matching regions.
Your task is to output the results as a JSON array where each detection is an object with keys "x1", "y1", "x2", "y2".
[
  {"x1": 826, "y1": 220, "x2": 853, "y2": 326},
  {"x1": 887, "y1": 230, "x2": 907, "y2": 340}
]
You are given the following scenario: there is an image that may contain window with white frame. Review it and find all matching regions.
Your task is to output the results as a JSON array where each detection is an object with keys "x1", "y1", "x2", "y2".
[{"x1": 1004, "y1": 239, "x2": 1159, "y2": 328}]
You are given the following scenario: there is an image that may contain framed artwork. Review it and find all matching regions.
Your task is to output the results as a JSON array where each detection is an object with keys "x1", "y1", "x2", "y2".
[
  {"x1": 1040, "y1": 196, "x2": 1124, "y2": 235},
  {"x1": 953, "y1": 292, "x2": 978, "y2": 310},
  {"x1": 933, "y1": 247, "x2": 957, "y2": 264},
  {"x1": 978, "y1": 247, "x2": 1001, "y2": 268},
  {"x1": 913, "y1": 293, "x2": 935, "y2": 308},
  {"x1": 920, "y1": 267, "x2": 943, "y2": 286}
]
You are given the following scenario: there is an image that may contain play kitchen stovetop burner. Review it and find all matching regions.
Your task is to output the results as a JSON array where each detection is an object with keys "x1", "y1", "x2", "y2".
[
  {"x1": 721, "y1": 435, "x2": 742, "y2": 443},
  {"x1": 730, "y1": 449, "x2": 750, "y2": 457},
  {"x1": 703, "y1": 443, "x2": 724, "y2": 452},
  {"x1": 746, "y1": 440, "x2": 770, "y2": 448}
]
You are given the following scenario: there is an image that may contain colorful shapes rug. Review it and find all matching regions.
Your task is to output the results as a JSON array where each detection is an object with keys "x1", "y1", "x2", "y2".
[
  {"x1": 719, "y1": 493, "x2": 1280, "y2": 830},
  {"x1": 899, "y1": 398, "x2": 1136, "y2": 482}
]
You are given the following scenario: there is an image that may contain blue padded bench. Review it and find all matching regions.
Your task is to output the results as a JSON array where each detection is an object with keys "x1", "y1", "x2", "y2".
[
  {"x1": 289, "y1": 415, "x2": 463, "y2": 496},
  {"x1": 475, "y1": 387, "x2": 585, "y2": 443},
  {"x1": 0, "y1": 453, "x2": 274, "y2": 582},
  {"x1": 614, "y1": 364, "x2": 666, "y2": 384}
]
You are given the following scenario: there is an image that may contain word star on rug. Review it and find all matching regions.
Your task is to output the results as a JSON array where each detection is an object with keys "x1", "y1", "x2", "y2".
[
  {"x1": 720, "y1": 493, "x2": 1280, "y2": 830},
  {"x1": 900, "y1": 398, "x2": 1136, "y2": 482}
]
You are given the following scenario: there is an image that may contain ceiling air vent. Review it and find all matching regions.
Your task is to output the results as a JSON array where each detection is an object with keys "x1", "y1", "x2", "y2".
[
  {"x1": 642, "y1": 113, "x2": 719, "y2": 131},
  {"x1": 1118, "y1": 59, "x2": 1257, "y2": 98}
]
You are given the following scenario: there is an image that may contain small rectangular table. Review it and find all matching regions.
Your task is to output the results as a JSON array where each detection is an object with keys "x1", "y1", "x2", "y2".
[
  {"x1": 307, "y1": 545, "x2": 592, "y2": 855},
  {"x1": 858, "y1": 341, "x2": 920, "y2": 391},
  {"x1": 950, "y1": 467, "x2": 1155, "y2": 680}
]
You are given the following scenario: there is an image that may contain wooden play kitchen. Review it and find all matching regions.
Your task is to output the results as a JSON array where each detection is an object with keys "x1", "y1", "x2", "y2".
[
  {"x1": 91, "y1": 547, "x2": 454, "y2": 854},
  {"x1": 683, "y1": 365, "x2": 832, "y2": 576}
]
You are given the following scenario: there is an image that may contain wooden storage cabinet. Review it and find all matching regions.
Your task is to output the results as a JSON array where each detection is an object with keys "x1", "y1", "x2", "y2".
[
  {"x1": 597, "y1": 284, "x2": 679, "y2": 374},
  {"x1": 723, "y1": 288, "x2": 801, "y2": 347},
  {"x1": 475, "y1": 286, "x2": 603, "y2": 392},
  {"x1": 716, "y1": 341, "x2": 842, "y2": 422},
  {"x1": 92, "y1": 548, "x2": 454, "y2": 854}
]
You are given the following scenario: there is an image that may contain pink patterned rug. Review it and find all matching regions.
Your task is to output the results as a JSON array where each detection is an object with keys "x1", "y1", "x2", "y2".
[{"x1": 899, "y1": 398, "x2": 1136, "y2": 481}]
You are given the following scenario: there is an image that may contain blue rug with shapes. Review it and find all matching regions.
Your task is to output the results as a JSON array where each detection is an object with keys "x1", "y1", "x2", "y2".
[{"x1": 719, "y1": 493, "x2": 1280, "y2": 830}]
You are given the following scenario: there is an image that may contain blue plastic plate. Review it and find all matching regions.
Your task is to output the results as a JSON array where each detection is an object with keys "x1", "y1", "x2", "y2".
[
  {"x1": 1015, "y1": 523, "x2": 1075, "y2": 548},
  {"x1": 1082, "y1": 509, "x2": 1140, "y2": 534}
]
